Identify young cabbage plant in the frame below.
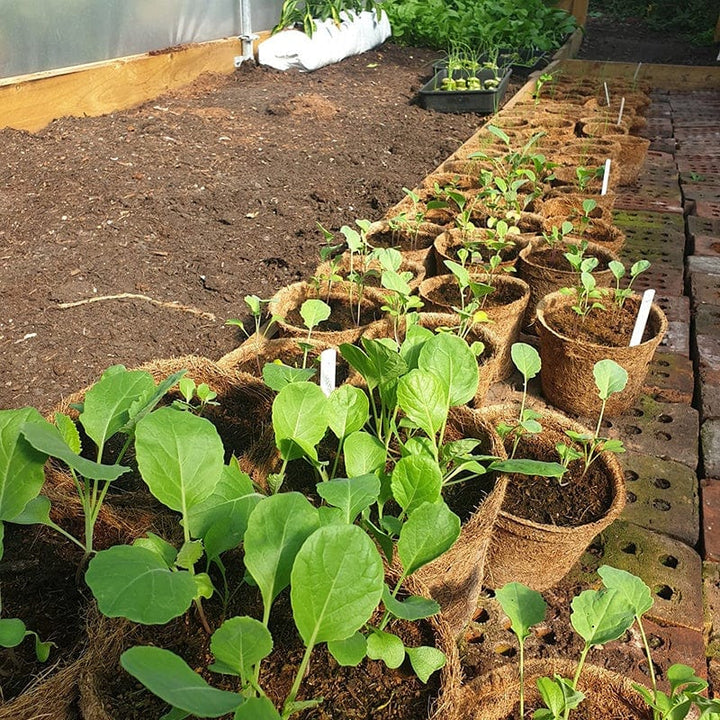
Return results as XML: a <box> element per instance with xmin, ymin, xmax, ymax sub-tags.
<box><xmin>86</xmin><ymin>407</ymin><xmax>263</xmax><ymax>633</ymax></box>
<box><xmin>496</xmin><ymin>582</ymin><xmax>547</xmax><ymax>719</ymax></box>
<box><xmin>609</xmin><ymin>259</ymin><xmax>651</xmax><ymax>309</ymax></box>
<box><xmin>17</xmin><ymin>365</ymin><xmax>185</xmax><ymax>560</ymax></box>
<box><xmin>378</xmin><ymin>249</ymin><xmax>424</xmax><ymax>344</ymax></box>
<box><xmin>226</xmin><ymin>294</ymin><xmax>281</xmax><ymax>373</ymax></box>
<box><xmin>172</xmin><ymin>376</ymin><xmax>219</xmax><ymax>415</ymax></box>
<box><xmin>559</xmin><ymin>359</ymin><xmax>627</xmax><ymax>476</ymax></box>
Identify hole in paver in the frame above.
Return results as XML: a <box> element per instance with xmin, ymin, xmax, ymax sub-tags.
<box><xmin>654</xmin><ymin>371</ymin><xmax>670</xmax><ymax>378</ymax></box>
<box><xmin>655</xmin><ymin>432</ymin><xmax>672</xmax><ymax>441</ymax></box>
<box><xmin>652</xmin><ymin>499</ymin><xmax>671</xmax><ymax>511</ymax></box>
<box><xmin>661</xmin><ymin>555</ymin><xmax>679</xmax><ymax>568</ymax></box>
<box><xmin>494</xmin><ymin>643</ymin><xmax>517</xmax><ymax>658</ymax></box>
<box><xmin>654</xmin><ymin>584</ymin><xmax>675</xmax><ymax>601</ymax></box>
<box><xmin>474</xmin><ymin>608</ymin><xmax>490</xmax><ymax>623</ymax></box>
<box><xmin>658</xmin><ymin>414</ymin><xmax>673</xmax><ymax>424</ymax></box>
<box><xmin>627</xmin><ymin>491</ymin><xmax>637</xmax><ymax>503</ymax></box>
<box><xmin>630</xmin><ymin>408</ymin><xmax>644</xmax><ymax>417</ymax></box>
<box><xmin>657</xmin><ymin>360</ymin><xmax>670</xmax><ymax>367</ymax></box>
<box><xmin>535</xmin><ymin>628</ymin><xmax>556</xmax><ymax>645</ymax></box>
<box><xmin>485</xmin><ymin>588</ymin><xmax>496</xmax><ymax>599</ymax></box>
<box><xmin>640</xmin><ymin>660</ymin><xmax>663</xmax><ymax>678</ymax></box>
<box><xmin>601</xmin><ymin>419</ymin><xmax>613</xmax><ymax>429</ymax></box>
<box><xmin>625</xmin><ymin>470</ymin><xmax>639</xmax><ymax>482</ymax></box>
<box><xmin>467</xmin><ymin>632</ymin><xmax>485</xmax><ymax>645</ymax></box>
<box><xmin>622</xmin><ymin>542</ymin><xmax>638</xmax><ymax>554</ymax></box>
<box><xmin>626</xmin><ymin>426</ymin><xmax>642</xmax><ymax>435</ymax></box>
<box><xmin>654</xmin><ymin>478</ymin><xmax>671</xmax><ymax>489</ymax></box>
<box><xmin>648</xmin><ymin>634</ymin><xmax>664</xmax><ymax>650</ymax></box>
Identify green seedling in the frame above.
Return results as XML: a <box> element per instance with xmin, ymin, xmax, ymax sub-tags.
<box><xmin>84</xmin><ymin>408</ymin><xmax>264</xmax><ymax>632</ymax></box>
<box><xmin>609</xmin><ymin>259</ymin><xmax>651</xmax><ymax>309</ymax></box>
<box><xmin>496</xmin><ymin>583</ymin><xmax>547</xmax><ymax>719</ymax></box>
<box><xmin>16</xmin><ymin>366</ymin><xmax>184</xmax><ymax>561</ymax></box>
<box><xmin>379</xmin><ymin>250</ymin><xmax>424</xmax><ymax>344</ymax></box>
<box><xmin>560</xmin><ymin>258</ymin><xmax>605</xmax><ymax>317</ymax></box>
<box><xmin>533</xmin><ymin>72</ymin><xmax>553</xmax><ymax>104</ymax></box>
<box><xmin>172</xmin><ymin>377</ymin><xmax>219</xmax><ymax>415</ymax></box>
<box><xmin>226</xmin><ymin>294</ymin><xmax>280</xmax><ymax>373</ymax></box>
<box><xmin>543</xmin><ymin>220</ymin><xmax>574</xmax><ymax>247</ymax></box>
<box><xmin>559</xmin><ymin>359</ymin><xmax>627</xmax><ymax>477</ymax></box>
<box><xmin>298</xmin><ymin>297</ymin><xmax>331</xmax><ymax>366</ymax></box>
<box><xmin>575</xmin><ymin>165</ymin><xmax>604</xmax><ymax>192</ymax></box>
<box><xmin>0</xmin><ymin>592</ymin><xmax>54</xmax><ymax>662</ymax></box>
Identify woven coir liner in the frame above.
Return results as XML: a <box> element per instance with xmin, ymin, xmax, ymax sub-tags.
<box><xmin>538</xmin><ymin>194</ymin><xmax>614</xmax><ymax>226</ymax></box>
<box><xmin>432</xmin><ymin>227</ymin><xmax>532</xmax><ymax>276</ymax></box>
<box><xmin>218</xmin><ymin>336</ymin><xmax>351</xmax><ymax>386</ymax></box>
<box><xmin>43</xmin><ymin>356</ymin><xmax>274</xmax><ymax>544</ymax></box>
<box><xmin>478</xmin><ymin>405</ymin><xmax>626</xmax><ymax>591</ymax></box>
<box><xmin>414</xmin><ymin>406</ymin><xmax>508</xmax><ymax>635</ymax></box>
<box><xmin>517</xmin><ymin>240</ymin><xmax>620</xmax><ymax>327</ymax></box>
<box><xmin>452</xmin><ymin>659</ymin><xmax>651</xmax><ymax>720</ymax></box>
<box><xmin>543</xmin><ymin>185</ymin><xmax>617</xmax><ymax>213</ymax></box>
<box><xmin>418</xmin><ymin>274</ymin><xmax>530</xmax><ymax>381</ymax></box>
<box><xmin>580</xmin><ymin>118</ymin><xmax>631</xmax><ymax>139</ymax></box>
<box><xmin>536</xmin><ymin>290</ymin><xmax>667</xmax><ymax>417</ymax></box>
<box><xmin>79</xmin><ymin>573</ymin><xmax>462</xmax><ymax>720</ymax></box>
<box><xmin>613</xmin><ymin>135</ymin><xmax>651</xmax><ymax>185</ymax></box>
<box><xmin>269</xmin><ymin>281</ymin><xmax>386</xmax><ymax>344</ymax></box>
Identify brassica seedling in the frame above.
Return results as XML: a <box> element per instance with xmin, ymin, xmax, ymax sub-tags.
<box><xmin>610</xmin><ymin>259</ymin><xmax>651</xmax><ymax>309</ymax></box>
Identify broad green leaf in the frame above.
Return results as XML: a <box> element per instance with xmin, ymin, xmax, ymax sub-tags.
<box><xmin>397</xmin><ymin>369</ymin><xmax>446</xmax><ymax>438</ymax></box>
<box><xmin>133</xmin><ymin>532</ymin><xmax>178</xmax><ymax>567</ymax></box>
<box><xmin>135</xmin><ymin>407</ymin><xmax>224</xmax><ymax>513</ymax></box>
<box><xmin>272</xmin><ymin>382</ymin><xmax>329</xmax><ymax>462</ymax></box>
<box><xmin>328</xmin><ymin>631</ymin><xmax>367</xmax><ymax>667</ymax></box>
<box><xmin>291</xmin><ymin>524</ymin><xmax>383</xmax><ymax>646</ymax></box>
<box><xmin>79</xmin><ymin>366</ymin><xmax>155</xmax><ymax>452</ymax></box>
<box><xmin>300</xmin><ymin>298</ymin><xmax>331</xmax><ymax>330</ymax></box>
<box><xmin>397</xmin><ymin>501</ymin><xmax>460</xmax><ymax>578</ymax></box>
<box><xmin>210</xmin><ymin>616</ymin><xmax>273</xmax><ymax>679</ymax></box>
<box><xmin>86</xmin><ymin>545</ymin><xmax>197</xmax><ymax>624</ymax></box>
<box><xmin>244</xmin><ymin>493</ymin><xmax>319</xmax><ymax>617</ymax></box>
<box><xmin>570</xmin><ymin>588</ymin><xmax>635</xmax><ymax>647</ymax></box>
<box><xmin>327</xmin><ymin>385</ymin><xmax>369</xmax><ymax>440</ymax></box>
<box><xmin>262</xmin><ymin>363</ymin><xmax>316</xmax><ymax>392</ymax></box>
<box><xmin>316</xmin><ymin>475</ymin><xmax>380</xmax><ymax>524</ymax></box>
<box><xmin>495</xmin><ymin>582</ymin><xmax>547</xmax><ymax>642</ymax></box>
<box><xmin>8</xmin><ymin>495</ymin><xmax>53</xmax><ymax>526</ymax></box>
<box><xmin>406</xmin><ymin>646</ymin><xmax>446</xmax><ymax>683</ymax></box>
<box><xmin>0</xmin><ymin>618</ymin><xmax>27</xmax><ymax>647</ymax></box>
<box><xmin>391</xmin><ymin>455</ymin><xmax>442</xmax><ymax>514</ymax></box>
<box><xmin>511</xmin><ymin>343</ymin><xmax>541</xmax><ymax>381</ymax></box>
<box><xmin>536</xmin><ymin>676</ymin><xmax>566</xmax><ymax>718</ymax></box>
<box><xmin>382</xmin><ymin>585</ymin><xmax>440</xmax><ymax>621</ymax></box>
<box><xmin>367</xmin><ymin>629</ymin><xmax>405</xmax><ymax>669</ymax></box>
<box><xmin>667</xmin><ymin>663</ymin><xmax>707</xmax><ymax>696</ymax></box>
<box><xmin>318</xmin><ymin>506</ymin><xmax>346</xmax><ymax>526</ymax></box>
<box><xmin>339</xmin><ymin>343</ymin><xmax>378</xmax><ymax>390</ymax></box>
<box><xmin>20</xmin><ymin>419</ymin><xmax>129</xmax><ymax>483</ymax></box>
<box><xmin>186</xmin><ymin>460</ymin><xmax>262</xmax><ymax>558</ymax></box>
<box><xmin>419</xmin><ymin>333</ymin><xmax>478</xmax><ymax>407</ymax></box>
<box><xmin>597</xmin><ymin>565</ymin><xmax>653</xmax><ymax>618</ymax></box>
<box><xmin>193</xmin><ymin>573</ymin><xmax>214</xmax><ymax>600</ymax></box>
<box><xmin>234</xmin><ymin>697</ymin><xmax>282</xmax><ymax>720</ymax></box>
<box><xmin>400</xmin><ymin>324</ymin><xmax>434</xmax><ymax>369</ymax></box>
<box><xmin>121</xmin><ymin>646</ymin><xmax>242</xmax><ymax>717</ymax></box>
<box><xmin>160</xmin><ymin>708</ymin><xmax>190</xmax><ymax>720</ymax></box>
<box><xmin>343</xmin><ymin>431</ymin><xmax>386</xmax><ymax>477</ymax></box>
<box><xmin>54</xmin><ymin>412</ymin><xmax>81</xmax><ymax>454</ymax></box>
<box><xmin>593</xmin><ymin>360</ymin><xmax>628</xmax><ymax>401</ymax></box>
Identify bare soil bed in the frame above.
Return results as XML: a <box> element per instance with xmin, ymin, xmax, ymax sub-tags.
<box><xmin>0</xmin><ymin>43</ymin><xmax>507</xmax><ymax>412</ymax></box>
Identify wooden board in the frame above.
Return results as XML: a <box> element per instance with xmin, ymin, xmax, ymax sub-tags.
<box><xmin>0</xmin><ymin>37</ymin><xmax>246</xmax><ymax>133</ymax></box>
<box><xmin>558</xmin><ymin>58</ymin><xmax>720</xmax><ymax>90</ymax></box>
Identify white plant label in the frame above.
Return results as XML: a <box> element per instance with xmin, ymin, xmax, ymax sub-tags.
<box><xmin>320</xmin><ymin>348</ymin><xmax>337</xmax><ymax>397</ymax></box>
<box><xmin>601</xmin><ymin>159</ymin><xmax>612</xmax><ymax>196</ymax></box>
<box><xmin>617</xmin><ymin>97</ymin><xmax>625</xmax><ymax>126</ymax></box>
<box><xmin>633</xmin><ymin>62</ymin><xmax>642</xmax><ymax>81</ymax></box>
<box><xmin>604</xmin><ymin>81</ymin><xmax>610</xmax><ymax>106</ymax></box>
<box><xmin>630</xmin><ymin>289</ymin><xmax>655</xmax><ymax>347</ymax></box>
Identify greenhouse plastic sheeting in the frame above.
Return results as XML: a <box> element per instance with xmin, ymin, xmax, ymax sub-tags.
<box><xmin>0</xmin><ymin>0</ymin><xmax>283</xmax><ymax>79</ymax></box>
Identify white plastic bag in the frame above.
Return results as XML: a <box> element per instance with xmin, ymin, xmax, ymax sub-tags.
<box><xmin>258</xmin><ymin>9</ymin><xmax>391</xmax><ymax>72</ymax></box>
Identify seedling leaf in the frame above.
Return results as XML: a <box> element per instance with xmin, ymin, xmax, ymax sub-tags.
<box><xmin>291</xmin><ymin>524</ymin><xmax>383</xmax><ymax>645</ymax></box>
<box><xmin>597</xmin><ymin>565</ymin><xmax>653</xmax><ymax>617</ymax></box>
<box><xmin>300</xmin><ymin>299</ymin><xmax>331</xmax><ymax>330</ymax></box>
<box><xmin>511</xmin><ymin>343</ymin><xmax>541</xmax><ymax>380</ymax></box>
<box><xmin>234</xmin><ymin>696</ymin><xmax>282</xmax><ymax>720</ymax></box>
<box><xmin>328</xmin><ymin>631</ymin><xmax>367</xmax><ymax>667</ymax></box>
<box><xmin>570</xmin><ymin>588</ymin><xmax>635</xmax><ymax>646</ymax></box>
<box><xmin>418</xmin><ymin>333</ymin><xmax>478</xmax><ymax>407</ymax></box>
<box><xmin>86</xmin><ymin>545</ymin><xmax>197</xmax><ymax>624</ymax></box>
<box><xmin>593</xmin><ymin>360</ymin><xmax>628</xmax><ymax>401</ymax></box>
<box><xmin>121</xmin><ymin>646</ymin><xmax>242</xmax><ymax>717</ymax></box>
<box><xmin>397</xmin><ymin>369</ymin><xmax>446</xmax><ymax>438</ymax></box>
<box><xmin>381</xmin><ymin>585</ymin><xmax>440</xmax><ymax>621</ymax></box>
<box><xmin>496</xmin><ymin>582</ymin><xmax>547</xmax><ymax>641</ymax></box>
<box><xmin>316</xmin><ymin>474</ymin><xmax>380</xmax><ymax>524</ymax></box>
<box><xmin>391</xmin><ymin>455</ymin><xmax>443</xmax><ymax>514</ymax></box>
<box><xmin>244</xmin><ymin>492</ymin><xmax>319</xmax><ymax>618</ymax></box>
<box><xmin>327</xmin><ymin>385</ymin><xmax>369</xmax><ymax>440</ymax></box>
<box><xmin>343</xmin><ymin>431</ymin><xmax>386</xmax><ymax>477</ymax></box>
<box><xmin>272</xmin><ymin>382</ymin><xmax>329</xmax><ymax>462</ymax></box>
<box><xmin>210</xmin><ymin>616</ymin><xmax>273</xmax><ymax>679</ymax></box>
<box><xmin>406</xmin><ymin>646</ymin><xmax>446</xmax><ymax>683</ymax></box>
<box><xmin>367</xmin><ymin>629</ymin><xmax>405</xmax><ymax>669</ymax></box>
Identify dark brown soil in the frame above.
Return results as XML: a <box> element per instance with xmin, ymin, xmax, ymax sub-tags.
<box><xmin>0</xmin><ymin>43</ymin><xmax>502</xmax><ymax>414</ymax></box>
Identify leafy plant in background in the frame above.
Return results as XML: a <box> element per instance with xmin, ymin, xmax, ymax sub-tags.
<box><xmin>273</xmin><ymin>0</ymin><xmax>382</xmax><ymax>37</ymax></box>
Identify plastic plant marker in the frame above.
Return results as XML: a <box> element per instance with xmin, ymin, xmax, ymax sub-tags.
<box><xmin>320</xmin><ymin>348</ymin><xmax>336</xmax><ymax>397</ymax></box>
<box><xmin>617</xmin><ymin>97</ymin><xmax>625</xmax><ymax>126</ymax></box>
<box><xmin>629</xmin><ymin>289</ymin><xmax>655</xmax><ymax>347</ymax></box>
<box><xmin>604</xmin><ymin>81</ymin><xmax>610</xmax><ymax>106</ymax></box>
<box><xmin>601</xmin><ymin>159</ymin><xmax>611</xmax><ymax>196</ymax></box>
<box><xmin>633</xmin><ymin>62</ymin><xmax>642</xmax><ymax>81</ymax></box>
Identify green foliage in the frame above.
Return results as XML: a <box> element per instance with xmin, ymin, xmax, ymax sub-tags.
<box><xmin>273</xmin><ymin>0</ymin><xmax>382</xmax><ymax>37</ymax></box>
<box><xmin>383</xmin><ymin>0</ymin><xmax>577</xmax><ymax>52</ymax></box>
